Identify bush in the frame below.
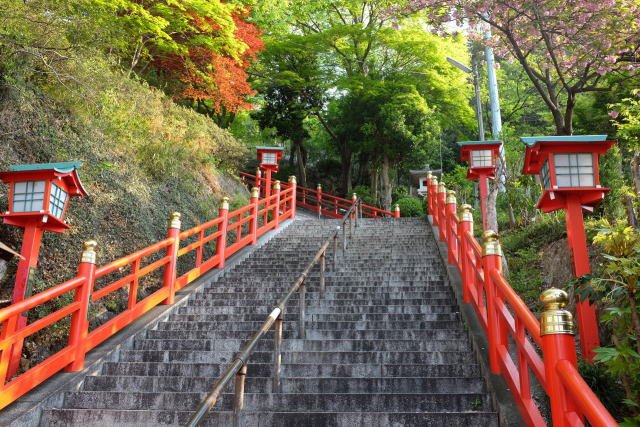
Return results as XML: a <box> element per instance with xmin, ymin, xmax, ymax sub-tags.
<box><xmin>396</xmin><ymin>197</ymin><xmax>423</xmax><ymax>217</ymax></box>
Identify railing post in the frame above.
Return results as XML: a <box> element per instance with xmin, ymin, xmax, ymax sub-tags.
<box><xmin>458</xmin><ymin>205</ymin><xmax>474</xmax><ymax>303</ymax></box>
<box><xmin>217</xmin><ymin>197</ymin><xmax>229</xmax><ymax>268</ymax></box>
<box><xmin>438</xmin><ymin>182</ymin><xmax>447</xmax><ymax>242</ymax></box>
<box><xmin>426</xmin><ymin>171</ymin><xmax>434</xmax><ymax>214</ymax></box>
<box><xmin>250</xmin><ymin>187</ymin><xmax>259</xmax><ymax>245</ymax></box>
<box><xmin>162</xmin><ymin>212</ymin><xmax>181</xmax><ymax>305</ymax></box>
<box><xmin>540</xmin><ymin>288</ymin><xmax>578</xmax><ymax>427</ymax></box>
<box><xmin>298</xmin><ymin>278</ymin><xmax>306</xmax><ymax>339</ymax></box>
<box><xmin>429</xmin><ymin>176</ymin><xmax>439</xmax><ymax>224</ymax></box>
<box><xmin>342</xmin><ymin>223</ymin><xmax>347</xmax><ymax>251</ymax></box>
<box><xmin>446</xmin><ymin>191</ymin><xmax>457</xmax><ymax>264</ymax></box>
<box><xmin>333</xmin><ymin>230</ymin><xmax>338</xmax><ymax>269</ymax></box>
<box><xmin>394</xmin><ymin>203</ymin><xmax>400</xmax><ymax>218</ymax></box>
<box><xmin>65</xmin><ymin>240</ymin><xmax>97</xmax><ymax>372</ymax></box>
<box><xmin>352</xmin><ymin>193</ymin><xmax>357</xmax><ymax>226</ymax></box>
<box><xmin>232</xmin><ymin>363</ymin><xmax>247</xmax><ymax>427</ymax></box>
<box><xmin>316</xmin><ymin>184</ymin><xmax>322</xmax><ymax>219</ymax></box>
<box><xmin>289</xmin><ymin>175</ymin><xmax>297</xmax><ymax>219</ymax></box>
<box><xmin>273</xmin><ymin>313</ymin><xmax>283</xmax><ymax>393</ymax></box>
<box><xmin>256</xmin><ymin>168</ymin><xmax>262</xmax><ymax>196</ymax></box>
<box><xmin>320</xmin><ymin>250</ymin><xmax>326</xmax><ymax>299</ymax></box>
<box><xmin>482</xmin><ymin>230</ymin><xmax>506</xmax><ymax>375</ymax></box>
<box><xmin>273</xmin><ymin>180</ymin><xmax>281</xmax><ymax>228</ymax></box>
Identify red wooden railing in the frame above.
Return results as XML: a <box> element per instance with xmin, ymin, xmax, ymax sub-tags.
<box><xmin>240</xmin><ymin>172</ymin><xmax>397</xmax><ymax>219</ymax></box>
<box><xmin>426</xmin><ymin>177</ymin><xmax>617</xmax><ymax>427</ymax></box>
<box><xmin>0</xmin><ymin>181</ymin><xmax>296</xmax><ymax>410</ymax></box>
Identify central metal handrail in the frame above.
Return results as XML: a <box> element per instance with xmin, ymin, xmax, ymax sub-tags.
<box><xmin>185</xmin><ymin>199</ymin><xmax>363</xmax><ymax>427</ymax></box>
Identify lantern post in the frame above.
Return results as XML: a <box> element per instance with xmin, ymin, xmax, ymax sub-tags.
<box><xmin>0</xmin><ymin>162</ymin><xmax>88</xmax><ymax>376</ymax></box>
<box><xmin>457</xmin><ymin>140</ymin><xmax>502</xmax><ymax>230</ymax></box>
<box><xmin>256</xmin><ymin>147</ymin><xmax>284</xmax><ymax>200</ymax></box>
<box><xmin>521</xmin><ymin>135</ymin><xmax>616</xmax><ymax>362</ymax></box>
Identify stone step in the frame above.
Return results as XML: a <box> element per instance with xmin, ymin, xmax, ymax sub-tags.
<box><xmin>195</xmin><ymin>291</ymin><xmax>451</xmax><ymax>300</ymax></box>
<box><xmin>100</xmin><ymin>362</ymin><xmax>481</xmax><ymax>379</ymax></box>
<box><xmin>133</xmin><ymin>338</ymin><xmax>472</xmax><ymax>352</ymax></box>
<box><xmin>118</xmin><ymin>349</ymin><xmax>477</xmax><ymax>365</ymax></box>
<box><xmin>150</xmin><ymin>319</ymin><xmax>463</xmax><ymax>334</ymax></box>
<box><xmin>41</xmin><ymin>408</ymin><xmax>498</xmax><ymax>427</ymax></box>
<box><xmin>82</xmin><ymin>375</ymin><xmax>487</xmax><ymax>394</ymax></box>
<box><xmin>62</xmin><ymin>391</ymin><xmax>493</xmax><ymax>412</ymax></box>
<box><xmin>168</xmin><ymin>312</ymin><xmax>456</xmax><ymax>322</ymax></box>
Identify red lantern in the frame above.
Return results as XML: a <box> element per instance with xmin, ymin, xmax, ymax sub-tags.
<box><xmin>256</xmin><ymin>147</ymin><xmax>284</xmax><ymax>198</ymax></box>
<box><xmin>0</xmin><ymin>162</ymin><xmax>88</xmax><ymax>375</ymax></box>
<box><xmin>457</xmin><ymin>140</ymin><xmax>502</xmax><ymax>230</ymax></box>
<box><xmin>522</xmin><ymin>135</ymin><xmax>616</xmax><ymax>362</ymax></box>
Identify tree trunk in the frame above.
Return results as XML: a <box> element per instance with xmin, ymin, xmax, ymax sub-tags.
<box><xmin>381</xmin><ymin>153</ymin><xmax>392</xmax><ymax>211</ymax></box>
<box><xmin>294</xmin><ymin>140</ymin><xmax>307</xmax><ymax>187</ymax></box>
<box><xmin>371</xmin><ymin>168</ymin><xmax>378</xmax><ymax>206</ymax></box>
<box><xmin>486</xmin><ymin>181</ymin><xmax>499</xmax><ymax>234</ymax></box>
<box><xmin>508</xmin><ymin>203</ymin><xmax>517</xmax><ymax>228</ymax></box>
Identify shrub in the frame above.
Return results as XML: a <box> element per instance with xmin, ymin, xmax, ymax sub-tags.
<box><xmin>396</xmin><ymin>197</ymin><xmax>423</xmax><ymax>217</ymax></box>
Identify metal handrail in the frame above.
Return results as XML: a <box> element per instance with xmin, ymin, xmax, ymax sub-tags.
<box><xmin>186</xmin><ymin>199</ymin><xmax>363</xmax><ymax>427</ymax></box>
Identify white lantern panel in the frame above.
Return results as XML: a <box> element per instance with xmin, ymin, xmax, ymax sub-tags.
<box><xmin>540</xmin><ymin>160</ymin><xmax>551</xmax><ymax>189</ymax></box>
<box><xmin>12</xmin><ymin>181</ymin><xmax>46</xmax><ymax>213</ymax></box>
<box><xmin>262</xmin><ymin>152</ymin><xmax>277</xmax><ymax>165</ymax></box>
<box><xmin>49</xmin><ymin>183</ymin><xmax>68</xmax><ymax>219</ymax></box>
<box><xmin>471</xmin><ymin>150</ymin><xmax>493</xmax><ymax>167</ymax></box>
<box><xmin>553</xmin><ymin>153</ymin><xmax>594</xmax><ymax>188</ymax></box>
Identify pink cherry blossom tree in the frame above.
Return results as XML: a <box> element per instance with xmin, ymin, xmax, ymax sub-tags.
<box><xmin>387</xmin><ymin>0</ymin><xmax>640</xmax><ymax>135</ymax></box>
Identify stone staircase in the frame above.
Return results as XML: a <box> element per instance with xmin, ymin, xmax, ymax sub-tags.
<box><xmin>40</xmin><ymin>217</ymin><xmax>499</xmax><ymax>426</ymax></box>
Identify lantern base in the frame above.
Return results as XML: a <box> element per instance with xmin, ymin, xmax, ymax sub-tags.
<box><xmin>536</xmin><ymin>187</ymin><xmax>610</xmax><ymax>214</ymax></box>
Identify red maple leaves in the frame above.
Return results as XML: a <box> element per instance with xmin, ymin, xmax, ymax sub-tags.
<box><xmin>154</xmin><ymin>7</ymin><xmax>264</xmax><ymax>121</ymax></box>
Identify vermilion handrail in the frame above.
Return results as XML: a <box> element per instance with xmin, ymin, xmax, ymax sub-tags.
<box><xmin>427</xmin><ymin>179</ymin><xmax>617</xmax><ymax>427</ymax></box>
<box><xmin>0</xmin><ymin>180</ymin><xmax>296</xmax><ymax>410</ymax></box>
<box><xmin>240</xmin><ymin>171</ymin><xmax>397</xmax><ymax>218</ymax></box>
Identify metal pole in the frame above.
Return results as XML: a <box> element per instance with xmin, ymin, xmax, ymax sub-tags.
<box><xmin>349</xmin><ymin>215</ymin><xmax>353</xmax><ymax>239</ymax></box>
<box><xmin>473</xmin><ymin>63</ymin><xmax>485</xmax><ymax>141</ymax></box>
<box><xmin>272</xmin><ymin>315</ymin><xmax>283</xmax><ymax>393</ymax></box>
<box><xmin>232</xmin><ymin>364</ymin><xmax>247</xmax><ymax>427</ymax></box>
<box><xmin>333</xmin><ymin>233</ymin><xmax>338</xmax><ymax>269</ymax></box>
<box><xmin>320</xmin><ymin>251</ymin><xmax>326</xmax><ymax>299</ymax></box>
<box><xmin>342</xmin><ymin>224</ymin><xmax>346</xmax><ymax>251</ymax></box>
<box><xmin>298</xmin><ymin>279</ymin><xmax>306</xmax><ymax>339</ymax></box>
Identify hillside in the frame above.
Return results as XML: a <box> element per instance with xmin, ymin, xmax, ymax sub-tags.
<box><xmin>0</xmin><ymin>61</ymin><xmax>250</xmax><ymax>367</ymax></box>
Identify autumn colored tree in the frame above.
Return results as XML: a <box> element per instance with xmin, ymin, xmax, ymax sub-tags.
<box><xmin>388</xmin><ymin>0</ymin><xmax>640</xmax><ymax>135</ymax></box>
<box><xmin>149</xmin><ymin>7</ymin><xmax>264</xmax><ymax>128</ymax></box>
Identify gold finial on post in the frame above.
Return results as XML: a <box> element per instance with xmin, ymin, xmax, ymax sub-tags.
<box><xmin>251</xmin><ymin>187</ymin><xmax>260</xmax><ymax>198</ymax></box>
<box><xmin>221</xmin><ymin>197</ymin><xmax>230</xmax><ymax>210</ymax></box>
<box><xmin>482</xmin><ymin>230</ymin><xmax>502</xmax><ymax>256</ymax></box>
<box><xmin>394</xmin><ymin>203</ymin><xmax>400</xmax><ymax>212</ymax></box>
<box><xmin>540</xmin><ymin>288</ymin><xmax>574</xmax><ymax>335</ymax></box>
<box><xmin>459</xmin><ymin>204</ymin><xmax>473</xmax><ymax>222</ymax></box>
<box><xmin>352</xmin><ymin>192</ymin><xmax>357</xmax><ymax>200</ymax></box>
<box><xmin>438</xmin><ymin>182</ymin><xmax>446</xmax><ymax>194</ymax></box>
<box><xmin>431</xmin><ymin>176</ymin><xmax>438</xmax><ymax>187</ymax></box>
<box><xmin>317</xmin><ymin>183</ymin><xmax>322</xmax><ymax>191</ymax></box>
<box><xmin>273</xmin><ymin>180</ymin><xmax>281</xmax><ymax>190</ymax></box>
<box><xmin>168</xmin><ymin>212</ymin><xmax>182</xmax><ymax>229</ymax></box>
<box><xmin>288</xmin><ymin>175</ymin><xmax>296</xmax><ymax>184</ymax></box>
<box><xmin>427</xmin><ymin>171</ymin><xmax>433</xmax><ymax>180</ymax></box>
<box><xmin>446</xmin><ymin>190</ymin><xmax>457</xmax><ymax>204</ymax></box>
<box><xmin>80</xmin><ymin>240</ymin><xmax>97</xmax><ymax>264</ymax></box>
<box><xmin>256</xmin><ymin>168</ymin><xmax>261</xmax><ymax>177</ymax></box>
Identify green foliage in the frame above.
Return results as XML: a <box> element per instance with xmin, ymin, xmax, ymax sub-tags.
<box><xmin>571</xmin><ymin>220</ymin><xmax>640</xmax><ymax>421</ymax></box>
<box><xmin>578</xmin><ymin>361</ymin><xmax>629</xmax><ymax>421</ymax></box>
<box><xmin>442</xmin><ymin>165</ymin><xmax>474</xmax><ymax>205</ymax></box>
<box><xmin>396</xmin><ymin>197</ymin><xmax>423</xmax><ymax>217</ymax></box>
<box><xmin>610</xmin><ymin>90</ymin><xmax>640</xmax><ymax>151</ymax></box>
<box><xmin>352</xmin><ymin>185</ymin><xmax>376</xmax><ymax>206</ymax></box>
